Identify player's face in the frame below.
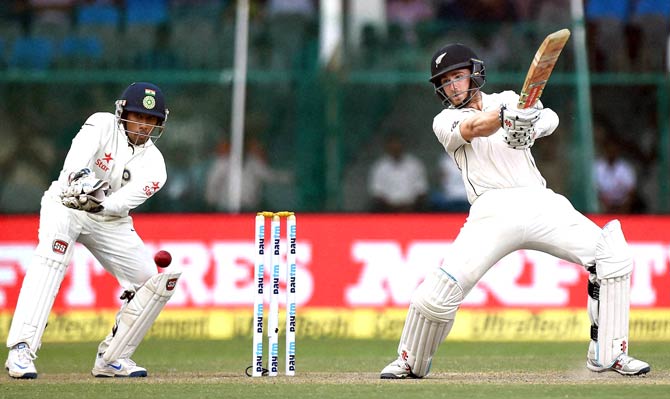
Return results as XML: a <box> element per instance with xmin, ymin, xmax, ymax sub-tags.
<box><xmin>125</xmin><ymin>112</ymin><xmax>160</xmax><ymax>146</ymax></box>
<box><xmin>440</xmin><ymin>68</ymin><xmax>472</xmax><ymax>107</ymax></box>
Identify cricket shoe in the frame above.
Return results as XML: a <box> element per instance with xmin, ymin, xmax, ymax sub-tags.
<box><xmin>92</xmin><ymin>354</ymin><xmax>147</xmax><ymax>378</ymax></box>
<box><xmin>586</xmin><ymin>341</ymin><xmax>650</xmax><ymax>376</ymax></box>
<box><xmin>380</xmin><ymin>357</ymin><xmax>421</xmax><ymax>379</ymax></box>
<box><xmin>6</xmin><ymin>342</ymin><xmax>38</xmax><ymax>379</ymax></box>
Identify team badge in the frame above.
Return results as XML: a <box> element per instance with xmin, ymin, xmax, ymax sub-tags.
<box><xmin>143</xmin><ymin>95</ymin><xmax>156</xmax><ymax>110</ymax></box>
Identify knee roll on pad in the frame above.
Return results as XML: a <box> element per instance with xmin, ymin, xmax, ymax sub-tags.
<box><xmin>102</xmin><ymin>271</ymin><xmax>181</xmax><ymax>362</ymax></box>
<box><xmin>590</xmin><ymin>220</ymin><xmax>632</xmax><ymax>367</ymax></box>
<box><xmin>595</xmin><ymin>220</ymin><xmax>633</xmax><ymax>278</ymax></box>
<box><xmin>397</xmin><ymin>269</ymin><xmax>463</xmax><ymax>377</ymax></box>
<box><xmin>6</xmin><ymin>234</ymin><xmax>73</xmax><ymax>351</ymax></box>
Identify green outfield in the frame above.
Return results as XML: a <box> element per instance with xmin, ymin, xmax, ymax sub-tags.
<box><xmin>2</xmin><ymin>339</ymin><xmax>668</xmax><ymax>399</ymax></box>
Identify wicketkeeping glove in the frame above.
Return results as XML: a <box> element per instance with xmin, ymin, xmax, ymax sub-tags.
<box><xmin>61</xmin><ymin>168</ymin><xmax>110</xmax><ymax>213</ymax></box>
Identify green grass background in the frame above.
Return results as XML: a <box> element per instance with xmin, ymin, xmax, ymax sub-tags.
<box><xmin>2</xmin><ymin>339</ymin><xmax>668</xmax><ymax>398</ymax></box>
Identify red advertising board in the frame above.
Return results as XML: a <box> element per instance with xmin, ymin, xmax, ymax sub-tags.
<box><xmin>1</xmin><ymin>213</ymin><xmax>669</xmax><ymax>312</ymax></box>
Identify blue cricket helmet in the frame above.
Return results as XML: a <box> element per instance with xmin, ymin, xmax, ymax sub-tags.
<box><xmin>116</xmin><ymin>82</ymin><xmax>168</xmax><ymax>122</ymax></box>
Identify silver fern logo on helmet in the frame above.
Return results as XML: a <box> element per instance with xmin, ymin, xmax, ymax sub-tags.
<box><xmin>435</xmin><ymin>52</ymin><xmax>446</xmax><ymax>66</ymax></box>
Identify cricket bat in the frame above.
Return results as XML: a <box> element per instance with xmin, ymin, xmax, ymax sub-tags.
<box><xmin>517</xmin><ymin>29</ymin><xmax>571</xmax><ymax>109</ymax></box>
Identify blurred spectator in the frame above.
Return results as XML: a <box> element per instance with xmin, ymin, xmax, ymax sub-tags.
<box><xmin>534</xmin><ymin>0</ymin><xmax>571</xmax><ymax>29</ymax></box>
<box><xmin>265</xmin><ymin>0</ymin><xmax>317</xmax><ymax>70</ymax></box>
<box><xmin>0</xmin><ymin>1</ymin><xmax>31</xmax><ymax>35</ymax></box>
<box><xmin>435</xmin><ymin>0</ymin><xmax>467</xmax><ymax>21</ymax></box>
<box><xmin>134</xmin><ymin>22</ymin><xmax>179</xmax><ymax>68</ymax></box>
<box><xmin>353</xmin><ymin>23</ymin><xmax>385</xmax><ymax>69</ymax></box>
<box><xmin>630</xmin><ymin>0</ymin><xmax>670</xmax><ymax>72</ymax></box>
<box><xmin>159</xmin><ymin>149</ymin><xmax>203</xmax><ymax>212</ymax></box>
<box><xmin>386</xmin><ymin>0</ymin><xmax>435</xmax><ymax>45</ymax></box>
<box><xmin>122</xmin><ymin>0</ymin><xmax>168</xmax><ymax>67</ymax></box>
<box><xmin>0</xmin><ymin>131</ymin><xmax>58</xmax><ymax>213</ymax></box>
<box><xmin>430</xmin><ymin>153</ymin><xmax>470</xmax><ymax>212</ymax></box>
<box><xmin>205</xmin><ymin>137</ymin><xmax>291</xmax><ymax>212</ymax></box>
<box><xmin>585</xmin><ymin>0</ymin><xmax>631</xmax><ymax>71</ymax></box>
<box><xmin>169</xmin><ymin>0</ymin><xmax>224</xmax><ymax>13</ymax></box>
<box><xmin>465</xmin><ymin>0</ymin><xmax>518</xmax><ymax>22</ymax></box>
<box><xmin>29</xmin><ymin>0</ymin><xmax>75</xmax><ymax>38</ymax></box>
<box><xmin>266</xmin><ymin>0</ymin><xmax>314</xmax><ymax>16</ymax></box>
<box><xmin>368</xmin><ymin>133</ymin><xmax>428</xmax><ymax>212</ymax></box>
<box><xmin>594</xmin><ymin>139</ymin><xmax>642</xmax><ymax>214</ymax></box>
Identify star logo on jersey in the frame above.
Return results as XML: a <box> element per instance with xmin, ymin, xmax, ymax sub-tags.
<box><xmin>143</xmin><ymin>182</ymin><xmax>161</xmax><ymax>196</ymax></box>
<box><xmin>95</xmin><ymin>154</ymin><xmax>111</xmax><ymax>172</ymax></box>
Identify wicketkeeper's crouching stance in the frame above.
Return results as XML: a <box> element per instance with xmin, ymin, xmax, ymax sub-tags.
<box><xmin>380</xmin><ymin>43</ymin><xmax>650</xmax><ymax>379</ymax></box>
<box><xmin>5</xmin><ymin>82</ymin><xmax>181</xmax><ymax>379</ymax></box>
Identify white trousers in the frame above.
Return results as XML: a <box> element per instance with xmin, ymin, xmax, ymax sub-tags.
<box><xmin>442</xmin><ymin>187</ymin><xmax>602</xmax><ymax>295</ymax></box>
<box><xmin>36</xmin><ymin>193</ymin><xmax>156</xmax><ymax>290</ymax></box>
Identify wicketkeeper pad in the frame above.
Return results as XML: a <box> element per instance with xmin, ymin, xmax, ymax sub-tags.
<box><xmin>102</xmin><ymin>271</ymin><xmax>181</xmax><ymax>362</ymax></box>
<box><xmin>6</xmin><ymin>234</ymin><xmax>73</xmax><ymax>352</ymax></box>
<box><xmin>397</xmin><ymin>268</ymin><xmax>463</xmax><ymax>377</ymax></box>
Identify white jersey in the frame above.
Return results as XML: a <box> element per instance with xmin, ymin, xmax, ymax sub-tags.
<box><xmin>433</xmin><ymin>91</ymin><xmax>552</xmax><ymax>204</ymax></box>
<box><xmin>46</xmin><ymin>112</ymin><xmax>167</xmax><ymax>218</ymax></box>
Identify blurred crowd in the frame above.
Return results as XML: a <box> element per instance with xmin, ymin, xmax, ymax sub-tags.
<box><xmin>0</xmin><ymin>0</ymin><xmax>668</xmax><ymax>214</ymax></box>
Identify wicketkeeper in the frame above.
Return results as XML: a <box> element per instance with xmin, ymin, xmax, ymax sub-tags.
<box><xmin>5</xmin><ymin>82</ymin><xmax>181</xmax><ymax>379</ymax></box>
<box><xmin>380</xmin><ymin>44</ymin><xmax>650</xmax><ymax>379</ymax></box>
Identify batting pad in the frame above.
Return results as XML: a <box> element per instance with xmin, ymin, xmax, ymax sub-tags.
<box><xmin>593</xmin><ymin>219</ymin><xmax>633</xmax><ymax>367</ymax></box>
<box><xmin>6</xmin><ymin>234</ymin><xmax>73</xmax><ymax>352</ymax></box>
<box><xmin>397</xmin><ymin>269</ymin><xmax>463</xmax><ymax>377</ymax></box>
<box><xmin>597</xmin><ymin>275</ymin><xmax>630</xmax><ymax>366</ymax></box>
<box><xmin>103</xmin><ymin>271</ymin><xmax>181</xmax><ymax>362</ymax></box>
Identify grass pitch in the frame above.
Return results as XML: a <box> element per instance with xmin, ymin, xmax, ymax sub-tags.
<box><xmin>2</xmin><ymin>339</ymin><xmax>668</xmax><ymax>398</ymax></box>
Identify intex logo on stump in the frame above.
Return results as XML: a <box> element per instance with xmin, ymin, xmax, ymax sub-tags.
<box><xmin>52</xmin><ymin>239</ymin><xmax>69</xmax><ymax>255</ymax></box>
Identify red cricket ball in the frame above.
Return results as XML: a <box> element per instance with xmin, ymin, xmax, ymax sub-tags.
<box><xmin>154</xmin><ymin>250</ymin><xmax>172</xmax><ymax>268</ymax></box>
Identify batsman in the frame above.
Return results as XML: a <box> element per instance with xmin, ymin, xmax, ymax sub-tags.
<box><xmin>380</xmin><ymin>43</ymin><xmax>650</xmax><ymax>379</ymax></box>
<box><xmin>5</xmin><ymin>82</ymin><xmax>182</xmax><ymax>378</ymax></box>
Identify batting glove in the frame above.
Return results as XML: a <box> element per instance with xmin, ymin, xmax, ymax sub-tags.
<box><xmin>499</xmin><ymin>105</ymin><xmax>540</xmax><ymax>131</ymax></box>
